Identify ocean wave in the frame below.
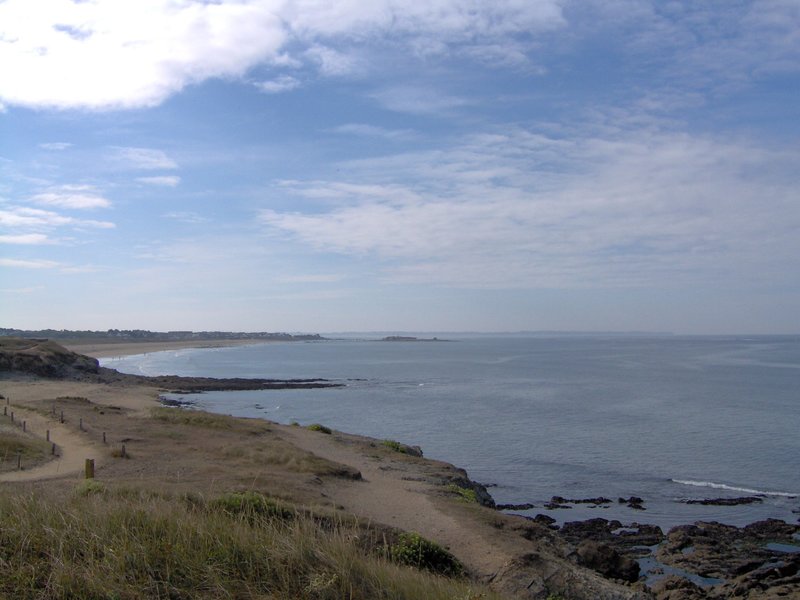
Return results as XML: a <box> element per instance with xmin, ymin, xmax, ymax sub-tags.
<box><xmin>671</xmin><ymin>479</ymin><xmax>797</xmax><ymax>498</ymax></box>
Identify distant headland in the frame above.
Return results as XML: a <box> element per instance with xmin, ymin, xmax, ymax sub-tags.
<box><xmin>0</xmin><ymin>328</ymin><xmax>324</xmax><ymax>343</ymax></box>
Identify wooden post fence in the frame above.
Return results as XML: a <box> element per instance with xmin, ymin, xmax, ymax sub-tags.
<box><xmin>85</xmin><ymin>459</ymin><xmax>95</xmax><ymax>479</ymax></box>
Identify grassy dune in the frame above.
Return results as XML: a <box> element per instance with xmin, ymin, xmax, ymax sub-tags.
<box><xmin>0</xmin><ymin>485</ymin><xmax>498</xmax><ymax>600</ymax></box>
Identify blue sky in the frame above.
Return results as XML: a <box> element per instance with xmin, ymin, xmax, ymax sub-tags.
<box><xmin>1</xmin><ymin>0</ymin><xmax>799</xmax><ymax>334</ymax></box>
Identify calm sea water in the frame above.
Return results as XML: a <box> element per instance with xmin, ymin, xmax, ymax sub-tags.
<box><xmin>103</xmin><ymin>335</ymin><xmax>800</xmax><ymax>530</ymax></box>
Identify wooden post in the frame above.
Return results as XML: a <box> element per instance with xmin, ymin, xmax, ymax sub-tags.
<box><xmin>85</xmin><ymin>459</ymin><xmax>95</xmax><ymax>479</ymax></box>
<box><xmin>46</xmin><ymin>429</ymin><xmax>50</xmax><ymax>442</ymax></box>
<box><xmin>102</xmin><ymin>432</ymin><xmax>106</xmax><ymax>444</ymax></box>
<box><xmin>60</xmin><ymin>410</ymin><xmax>64</xmax><ymax>424</ymax></box>
<box><xmin>51</xmin><ymin>443</ymin><xmax>56</xmax><ymax>456</ymax></box>
<box><xmin>3</xmin><ymin>406</ymin><xmax>6</xmax><ymax>416</ymax></box>
<box><xmin>121</xmin><ymin>444</ymin><xmax>127</xmax><ymax>458</ymax></box>
<box><xmin>17</xmin><ymin>454</ymin><xmax>21</xmax><ymax>470</ymax></box>
<box><xmin>22</xmin><ymin>420</ymin><xmax>26</xmax><ymax>433</ymax></box>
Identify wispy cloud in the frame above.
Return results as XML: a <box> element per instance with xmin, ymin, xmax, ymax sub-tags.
<box><xmin>110</xmin><ymin>147</ymin><xmax>178</xmax><ymax>170</ymax></box>
<box><xmin>0</xmin><ymin>258</ymin><xmax>59</xmax><ymax>269</ymax></box>
<box><xmin>260</xmin><ymin>125</ymin><xmax>800</xmax><ymax>289</ymax></box>
<box><xmin>137</xmin><ymin>175</ymin><xmax>181</xmax><ymax>187</ymax></box>
<box><xmin>39</xmin><ymin>142</ymin><xmax>73</xmax><ymax>151</ymax></box>
<box><xmin>31</xmin><ymin>185</ymin><xmax>111</xmax><ymax>209</ymax></box>
<box><xmin>370</xmin><ymin>86</ymin><xmax>472</xmax><ymax>115</ymax></box>
<box><xmin>0</xmin><ymin>233</ymin><xmax>52</xmax><ymax>245</ymax></box>
<box><xmin>256</xmin><ymin>75</ymin><xmax>302</xmax><ymax>94</ymax></box>
<box><xmin>330</xmin><ymin>123</ymin><xmax>415</xmax><ymax>140</ymax></box>
<box><xmin>162</xmin><ymin>211</ymin><xmax>210</xmax><ymax>224</ymax></box>
<box><xmin>0</xmin><ymin>206</ymin><xmax>115</xmax><ymax>229</ymax></box>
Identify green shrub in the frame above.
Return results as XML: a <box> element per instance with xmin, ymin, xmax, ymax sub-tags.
<box><xmin>446</xmin><ymin>484</ymin><xmax>478</xmax><ymax>503</ymax></box>
<box><xmin>382</xmin><ymin>439</ymin><xmax>404</xmax><ymax>453</ymax></box>
<box><xmin>389</xmin><ymin>532</ymin><xmax>463</xmax><ymax>576</ymax></box>
<box><xmin>307</xmin><ymin>423</ymin><xmax>332</xmax><ymax>434</ymax></box>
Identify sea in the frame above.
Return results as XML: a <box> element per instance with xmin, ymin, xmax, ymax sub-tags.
<box><xmin>102</xmin><ymin>334</ymin><xmax>800</xmax><ymax>531</ymax></box>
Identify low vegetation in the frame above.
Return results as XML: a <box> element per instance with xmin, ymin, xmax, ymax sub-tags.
<box><xmin>388</xmin><ymin>531</ymin><xmax>464</xmax><ymax>576</ymax></box>
<box><xmin>0</xmin><ymin>487</ymin><xmax>496</xmax><ymax>600</ymax></box>
<box><xmin>150</xmin><ymin>407</ymin><xmax>270</xmax><ymax>434</ymax></box>
<box><xmin>0</xmin><ymin>428</ymin><xmax>52</xmax><ymax>472</ymax></box>
<box><xmin>446</xmin><ymin>483</ymin><xmax>479</xmax><ymax>504</ymax></box>
<box><xmin>307</xmin><ymin>423</ymin><xmax>332</xmax><ymax>434</ymax></box>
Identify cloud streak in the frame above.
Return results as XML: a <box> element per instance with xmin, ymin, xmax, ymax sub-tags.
<box><xmin>260</xmin><ymin>126</ymin><xmax>800</xmax><ymax>289</ymax></box>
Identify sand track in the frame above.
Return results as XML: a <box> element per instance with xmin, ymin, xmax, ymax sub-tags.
<box><xmin>0</xmin><ymin>406</ymin><xmax>102</xmax><ymax>482</ymax></box>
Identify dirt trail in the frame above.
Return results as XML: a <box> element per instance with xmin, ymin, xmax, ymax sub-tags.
<box><xmin>0</xmin><ymin>406</ymin><xmax>102</xmax><ymax>483</ymax></box>
<box><xmin>281</xmin><ymin>427</ymin><xmax>512</xmax><ymax>579</ymax></box>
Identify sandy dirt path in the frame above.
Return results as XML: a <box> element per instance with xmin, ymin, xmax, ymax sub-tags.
<box><xmin>0</xmin><ymin>406</ymin><xmax>102</xmax><ymax>483</ymax></box>
<box><xmin>281</xmin><ymin>426</ymin><xmax>512</xmax><ymax>579</ymax></box>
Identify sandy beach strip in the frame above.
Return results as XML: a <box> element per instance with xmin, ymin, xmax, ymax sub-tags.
<box><xmin>64</xmin><ymin>338</ymin><xmax>269</xmax><ymax>359</ymax></box>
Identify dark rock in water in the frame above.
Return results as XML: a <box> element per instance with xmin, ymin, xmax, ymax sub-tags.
<box><xmin>574</xmin><ymin>540</ymin><xmax>640</xmax><ymax>582</ymax></box>
<box><xmin>533</xmin><ymin>514</ymin><xmax>557</xmax><ymax>527</ymax></box>
<box><xmin>551</xmin><ymin>495</ymin><xmax>613</xmax><ymax>505</ymax></box>
<box><xmin>497</xmin><ymin>503</ymin><xmax>536</xmax><ymax>511</ymax></box>
<box><xmin>683</xmin><ymin>496</ymin><xmax>763</xmax><ymax>506</ymax></box>
<box><xmin>544</xmin><ymin>502</ymin><xmax>572</xmax><ymax>510</ymax></box>
<box><xmin>619</xmin><ymin>496</ymin><xmax>644</xmax><ymax>504</ymax></box>
<box><xmin>619</xmin><ymin>496</ymin><xmax>646</xmax><ymax>510</ymax></box>
<box><xmin>159</xmin><ymin>396</ymin><xmax>196</xmax><ymax>407</ymax></box>
<box><xmin>560</xmin><ymin>518</ymin><xmax>664</xmax><ymax>558</ymax></box>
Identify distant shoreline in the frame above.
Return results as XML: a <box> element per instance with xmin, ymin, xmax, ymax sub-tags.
<box><xmin>65</xmin><ymin>338</ymin><xmax>270</xmax><ymax>359</ymax></box>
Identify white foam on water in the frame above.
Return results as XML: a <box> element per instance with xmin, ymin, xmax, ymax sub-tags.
<box><xmin>672</xmin><ymin>479</ymin><xmax>797</xmax><ymax>498</ymax></box>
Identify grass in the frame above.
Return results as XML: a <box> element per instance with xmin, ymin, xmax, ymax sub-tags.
<box><xmin>307</xmin><ymin>423</ymin><xmax>332</xmax><ymax>434</ymax></box>
<box><xmin>150</xmin><ymin>407</ymin><xmax>270</xmax><ymax>434</ymax></box>
<box><xmin>0</xmin><ymin>488</ymin><xmax>499</xmax><ymax>600</ymax></box>
<box><xmin>446</xmin><ymin>484</ymin><xmax>478</xmax><ymax>504</ymax></box>
<box><xmin>0</xmin><ymin>428</ymin><xmax>52</xmax><ymax>471</ymax></box>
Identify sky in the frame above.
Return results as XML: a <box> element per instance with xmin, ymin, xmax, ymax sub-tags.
<box><xmin>1</xmin><ymin>0</ymin><xmax>799</xmax><ymax>334</ymax></box>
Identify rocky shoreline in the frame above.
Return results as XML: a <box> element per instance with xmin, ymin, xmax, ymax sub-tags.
<box><xmin>494</xmin><ymin>492</ymin><xmax>800</xmax><ymax>598</ymax></box>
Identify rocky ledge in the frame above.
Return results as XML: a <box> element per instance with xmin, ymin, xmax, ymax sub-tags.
<box><xmin>0</xmin><ymin>337</ymin><xmax>343</xmax><ymax>391</ymax></box>
<box><xmin>539</xmin><ymin>515</ymin><xmax>800</xmax><ymax>598</ymax></box>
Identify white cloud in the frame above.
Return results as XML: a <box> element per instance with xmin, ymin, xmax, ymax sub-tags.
<box><xmin>0</xmin><ymin>258</ymin><xmax>59</xmax><ymax>269</ymax></box>
<box><xmin>260</xmin><ymin>126</ymin><xmax>800</xmax><ymax>289</ymax></box>
<box><xmin>31</xmin><ymin>186</ymin><xmax>111</xmax><ymax>209</ymax></box>
<box><xmin>256</xmin><ymin>75</ymin><xmax>302</xmax><ymax>94</ymax></box>
<box><xmin>0</xmin><ymin>233</ymin><xmax>52</xmax><ymax>244</ymax></box>
<box><xmin>162</xmin><ymin>211</ymin><xmax>210</xmax><ymax>224</ymax></box>
<box><xmin>330</xmin><ymin>123</ymin><xmax>414</xmax><ymax>140</ymax></box>
<box><xmin>39</xmin><ymin>142</ymin><xmax>73</xmax><ymax>151</ymax></box>
<box><xmin>137</xmin><ymin>175</ymin><xmax>181</xmax><ymax>187</ymax></box>
<box><xmin>111</xmin><ymin>147</ymin><xmax>178</xmax><ymax>170</ymax></box>
<box><xmin>304</xmin><ymin>45</ymin><xmax>362</xmax><ymax>76</ymax></box>
<box><xmin>0</xmin><ymin>0</ymin><xmax>288</xmax><ymax>109</ymax></box>
<box><xmin>0</xmin><ymin>0</ymin><xmax>565</xmax><ymax>110</ymax></box>
<box><xmin>370</xmin><ymin>86</ymin><xmax>472</xmax><ymax>115</ymax></box>
<box><xmin>0</xmin><ymin>206</ymin><xmax>115</xmax><ymax>229</ymax></box>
